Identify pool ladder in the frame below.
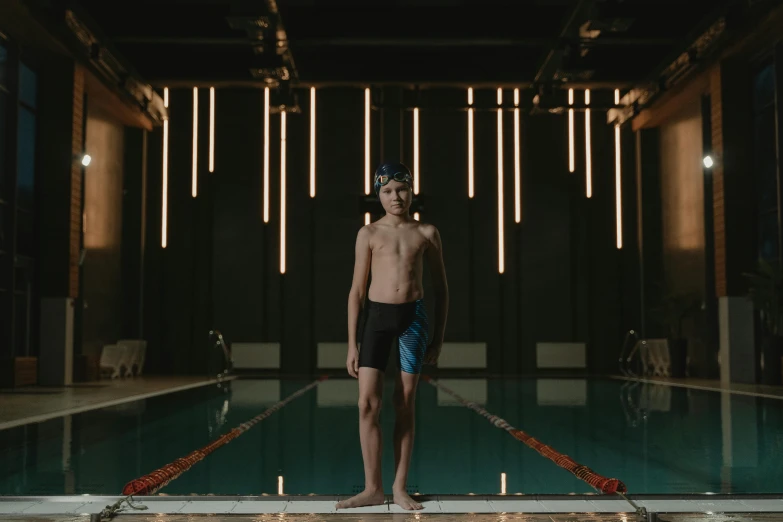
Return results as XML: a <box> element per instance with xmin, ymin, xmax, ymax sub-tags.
<box><xmin>618</xmin><ymin>329</ymin><xmax>641</xmax><ymax>377</ymax></box>
<box><xmin>209</xmin><ymin>329</ymin><xmax>233</xmax><ymax>380</ymax></box>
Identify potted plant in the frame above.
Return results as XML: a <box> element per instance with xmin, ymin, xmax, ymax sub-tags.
<box><xmin>649</xmin><ymin>292</ymin><xmax>701</xmax><ymax>378</ymax></box>
<box><xmin>744</xmin><ymin>259</ymin><xmax>783</xmax><ymax>385</ymax></box>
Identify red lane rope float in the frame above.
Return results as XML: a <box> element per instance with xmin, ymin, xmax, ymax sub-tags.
<box><xmin>423</xmin><ymin>376</ymin><xmax>627</xmax><ymax>495</ymax></box>
<box><xmin>122</xmin><ymin>376</ymin><xmax>328</xmax><ymax>496</ymax></box>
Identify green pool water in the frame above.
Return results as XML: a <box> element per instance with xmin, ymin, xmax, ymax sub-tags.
<box><xmin>1</xmin><ymin>377</ymin><xmax>781</xmax><ymax>496</ymax></box>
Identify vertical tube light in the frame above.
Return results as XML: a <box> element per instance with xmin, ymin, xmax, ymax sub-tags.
<box><xmin>310</xmin><ymin>87</ymin><xmax>316</xmax><ymax>198</ymax></box>
<box><xmin>615</xmin><ymin>89</ymin><xmax>622</xmax><ymax>249</ymax></box>
<box><xmin>209</xmin><ymin>87</ymin><xmax>215</xmax><ymax>173</ymax></box>
<box><xmin>585</xmin><ymin>89</ymin><xmax>592</xmax><ymax>198</ymax></box>
<box><xmin>497</xmin><ymin>88</ymin><xmax>505</xmax><ymax>274</ymax></box>
<box><xmin>568</xmin><ymin>88</ymin><xmax>575</xmax><ymax>173</ymax></box>
<box><xmin>162</xmin><ymin>87</ymin><xmax>169</xmax><ymax>248</ymax></box>
<box><xmin>468</xmin><ymin>87</ymin><xmax>474</xmax><ymax>198</ymax></box>
<box><xmin>192</xmin><ymin>87</ymin><xmax>198</xmax><ymax>197</ymax></box>
<box><xmin>280</xmin><ymin>110</ymin><xmax>287</xmax><ymax>274</ymax></box>
<box><xmin>513</xmin><ymin>88</ymin><xmax>521</xmax><ymax>223</ymax></box>
<box><xmin>413</xmin><ymin>107</ymin><xmax>420</xmax><ymax>194</ymax></box>
<box><xmin>365</xmin><ymin>87</ymin><xmax>371</xmax><ymax>195</ymax></box>
<box><xmin>263</xmin><ymin>87</ymin><xmax>270</xmax><ymax>222</ymax></box>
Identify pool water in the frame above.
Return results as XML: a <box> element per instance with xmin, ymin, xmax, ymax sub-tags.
<box><xmin>1</xmin><ymin>377</ymin><xmax>782</xmax><ymax>496</ymax></box>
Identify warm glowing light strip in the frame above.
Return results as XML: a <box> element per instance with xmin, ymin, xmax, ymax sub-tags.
<box><xmin>365</xmin><ymin>212</ymin><xmax>370</xmax><ymax>226</ymax></box>
<box><xmin>501</xmin><ymin>473</ymin><xmax>507</xmax><ymax>495</ymax></box>
<box><xmin>615</xmin><ymin>87</ymin><xmax>622</xmax><ymax>246</ymax></box>
<box><xmin>468</xmin><ymin>87</ymin><xmax>474</xmax><ymax>198</ymax></box>
<box><xmin>413</xmin><ymin>107</ymin><xmax>420</xmax><ymax>195</ymax></box>
<box><xmin>209</xmin><ymin>87</ymin><xmax>215</xmax><ymax>173</ymax></box>
<box><xmin>615</xmin><ymin>123</ymin><xmax>622</xmax><ymax>249</ymax></box>
<box><xmin>310</xmin><ymin>87</ymin><xmax>316</xmax><ymax>198</ymax></box>
<box><xmin>365</xmin><ymin>87</ymin><xmax>371</xmax><ymax>195</ymax></box>
<box><xmin>414</xmin><ymin>212</ymin><xmax>420</xmax><ymax>221</ymax></box>
<box><xmin>162</xmin><ymin>87</ymin><xmax>169</xmax><ymax>249</ymax></box>
<box><xmin>497</xmin><ymin>88</ymin><xmax>505</xmax><ymax>275</ymax></box>
<box><xmin>585</xmin><ymin>89</ymin><xmax>592</xmax><ymax>198</ymax></box>
<box><xmin>192</xmin><ymin>87</ymin><xmax>198</xmax><ymax>198</ymax></box>
<box><xmin>280</xmin><ymin>111</ymin><xmax>287</xmax><ymax>274</ymax></box>
<box><xmin>568</xmin><ymin>88</ymin><xmax>575</xmax><ymax>173</ymax></box>
<box><xmin>513</xmin><ymin>88</ymin><xmax>521</xmax><ymax>224</ymax></box>
<box><xmin>278</xmin><ymin>476</ymin><xmax>283</xmax><ymax>495</ymax></box>
<box><xmin>263</xmin><ymin>87</ymin><xmax>270</xmax><ymax>223</ymax></box>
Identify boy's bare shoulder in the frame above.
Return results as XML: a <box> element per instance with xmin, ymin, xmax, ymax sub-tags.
<box><xmin>357</xmin><ymin>222</ymin><xmax>379</xmax><ymax>242</ymax></box>
<box><xmin>417</xmin><ymin>222</ymin><xmax>440</xmax><ymax>239</ymax></box>
<box><xmin>417</xmin><ymin>223</ymin><xmax>443</xmax><ymax>250</ymax></box>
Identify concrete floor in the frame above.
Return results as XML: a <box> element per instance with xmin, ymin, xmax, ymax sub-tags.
<box><xmin>0</xmin><ymin>376</ymin><xmax>236</xmax><ymax>431</ymax></box>
<box><xmin>2</xmin><ymin>512</ymin><xmax>783</xmax><ymax>522</ymax></box>
<box><xmin>610</xmin><ymin>376</ymin><xmax>783</xmax><ymax>401</ymax></box>
<box><xmin>1</xmin><ymin>496</ymin><xmax>782</xmax><ymax>518</ymax></box>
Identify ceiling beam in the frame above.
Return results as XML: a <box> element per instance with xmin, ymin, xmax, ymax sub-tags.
<box><xmin>111</xmin><ymin>36</ymin><xmax>676</xmax><ymax>47</ymax></box>
<box><xmin>148</xmin><ymin>78</ymin><xmax>630</xmax><ymax>89</ymax></box>
<box><xmin>533</xmin><ymin>0</ymin><xmax>594</xmax><ymax>84</ymax></box>
<box><xmin>114</xmin><ymin>37</ymin><xmax>255</xmax><ymax>45</ymax></box>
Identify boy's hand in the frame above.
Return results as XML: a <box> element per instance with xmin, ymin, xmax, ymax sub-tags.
<box><xmin>423</xmin><ymin>342</ymin><xmax>442</xmax><ymax>365</ymax></box>
<box><xmin>346</xmin><ymin>345</ymin><xmax>360</xmax><ymax>378</ymax></box>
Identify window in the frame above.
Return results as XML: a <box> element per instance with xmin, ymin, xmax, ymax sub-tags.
<box><xmin>16</xmin><ymin>106</ymin><xmax>35</xmax><ymax>210</ymax></box>
<box><xmin>0</xmin><ymin>43</ymin><xmax>41</xmax><ymax>361</ymax></box>
<box><xmin>18</xmin><ymin>62</ymin><xmax>36</xmax><ymax>109</ymax></box>
<box><xmin>753</xmin><ymin>61</ymin><xmax>778</xmax><ymax>263</ymax></box>
<box><xmin>0</xmin><ymin>42</ymin><xmax>7</xmax><ymax>87</ymax></box>
<box><xmin>0</xmin><ymin>90</ymin><xmax>7</xmax><ymax>199</ymax></box>
<box><xmin>0</xmin><ymin>39</ymin><xmax>7</xmax><ymax>200</ymax></box>
<box><xmin>14</xmin><ymin>255</ymin><xmax>33</xmax><ymax>356</ymax></box>
<box><xmin>0</xmin><ymin>200</ymin><xmax>6</xmax><ymax>251</ymax></box>
<box><xmin>14</xmin><ymin>59</ymin><xmax>37</xmax><ymax>358</ymax></box>
<box><xmin>15</xmin><ymin>209</ymin><xmax>33</xmax><ymax>257</ymax></box>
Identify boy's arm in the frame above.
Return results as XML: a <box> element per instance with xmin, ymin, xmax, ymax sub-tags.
<box><xmin>347</xmin><ymin>226</ymin><xmax>372</xmax><ymax>352</ymax></box>
<box><xmin>424</xmin><ymin>226</ymin><xmax>449</xmax><ymax>360</ymax></box>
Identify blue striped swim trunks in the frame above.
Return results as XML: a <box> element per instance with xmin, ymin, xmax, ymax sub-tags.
<box><xmin>358</xmin><ymin>299</ymin><xmax>429</xmax><ymax>374</ymax></box>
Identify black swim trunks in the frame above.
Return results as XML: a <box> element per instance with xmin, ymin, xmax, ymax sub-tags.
<box><xmin>358</xmin><ymin>299</ymin><xmax>429</xmax><ymax>374</ymax></box>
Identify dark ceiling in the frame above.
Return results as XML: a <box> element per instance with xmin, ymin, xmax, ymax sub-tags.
<box><xmin>61</xmin><ymin>0</ymin><xmax>737</xmax><ymax>88</ymax></box>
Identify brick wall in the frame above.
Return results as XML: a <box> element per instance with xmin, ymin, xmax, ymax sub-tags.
<box><xmin>69</xmin><ymin>65</ymin><xmax>84</xmax><ymax>298</ymax></box>
<box><xmin>710</xmin><ymin>65</ymin><xmax>727</xmax><ymax>297</ymax></box>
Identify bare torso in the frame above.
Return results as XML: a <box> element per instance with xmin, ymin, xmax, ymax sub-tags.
<box><xmin>366</xmin><ymin>220</ymin><xmax>431</xmax><ymax>304</ymax></box>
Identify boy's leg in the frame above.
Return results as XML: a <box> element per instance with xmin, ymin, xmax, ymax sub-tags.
<box><xmin>335</xmin><ymin>366</ymin><xmax>386</xmax><ymax>509</ymax></box>
<box><xmin>392</xmin><ymin>300</ymin><xmax>428</xmax><ymax>510</ymax></box>
<box><xmin>392</xmin><ymin>369</ymin><xmax>422</xmax><ymax>510</ymax></box>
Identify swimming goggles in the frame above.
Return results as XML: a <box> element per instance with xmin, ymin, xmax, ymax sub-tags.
<box><xmin>375</xmin><ymin>171</ymin><xmax>412</xmax><ymax>187</ymax></box>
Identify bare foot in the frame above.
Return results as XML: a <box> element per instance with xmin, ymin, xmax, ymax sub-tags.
<box><xmin>393</xmin><ymin>490</ymin><xmax>423</xmax><ymax>510</ymax></box>
<box><xmin>335</xmin><ymin>489</ymin><xmax>385</xmax><ymax>510</ymax></box>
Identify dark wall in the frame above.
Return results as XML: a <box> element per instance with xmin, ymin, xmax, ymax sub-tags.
<box><xmin>139</xmin><ymin>86</ymin><xmax>633</xmax><ymax>376</ymax></box>
<box><xmin>139</xmin><ymin>87</ymin><xmax>212</xmax><ymax>375</ymax></box>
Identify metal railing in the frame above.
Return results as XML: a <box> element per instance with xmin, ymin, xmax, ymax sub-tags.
<box><xmin>209</xmin><ymin>329</ymin><xmax>232</xmax><ymax>380</ymax></box>
<box><xmin>618</xmin><ymin>329</ymin><xmax>641</xmax><ymax>377</ymax></box>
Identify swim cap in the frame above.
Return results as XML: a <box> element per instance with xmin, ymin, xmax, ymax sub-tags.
<box><xmin>374</xmin><ymin>161</ymin><xmax>413</xmax><ymax>195</ymax></box>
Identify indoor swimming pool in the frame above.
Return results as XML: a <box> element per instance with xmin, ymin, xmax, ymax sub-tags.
<box><xmin>1</xmin><ymin>377</ymin><xmax>782</xmax><ymax>497</ymax></box>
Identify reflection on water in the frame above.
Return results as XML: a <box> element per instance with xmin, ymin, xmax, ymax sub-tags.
<box><xmin>1</xmin><ymin>378</ymin><xmax>783</xmax><ymax>496</ymax></box>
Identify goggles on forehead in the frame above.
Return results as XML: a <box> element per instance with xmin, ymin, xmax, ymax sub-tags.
<box><xmin>375</xmin><ymin>171</ymin><xmax>412</xmax><ymax>188</ymax></box>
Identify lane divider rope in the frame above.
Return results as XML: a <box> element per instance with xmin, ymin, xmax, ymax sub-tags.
<box><xmin>423</xmin><ymin>376</ymin><xmax>628</xmax><ymax>495</ymax></box>
<box><xmin>120</xmin><ymin>376</ymin><xmax>328</xmax><ymax>497</ymax></box>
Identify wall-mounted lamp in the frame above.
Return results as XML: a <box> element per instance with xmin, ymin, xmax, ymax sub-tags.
<box><xmin>76</xmin><ymin>153</ymin><xmax>91</xmax><ymax>167</ymax></box>
<box><xmin>703</xmin><ymin>155</ymin><xmax>714</xmax><ymax>169</ymax></box>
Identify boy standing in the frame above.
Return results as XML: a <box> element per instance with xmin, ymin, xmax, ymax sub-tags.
<box><xmin>337</xmin><ymin>161</ymin><xmax>449</xmax><ymax>511</ymax></box>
